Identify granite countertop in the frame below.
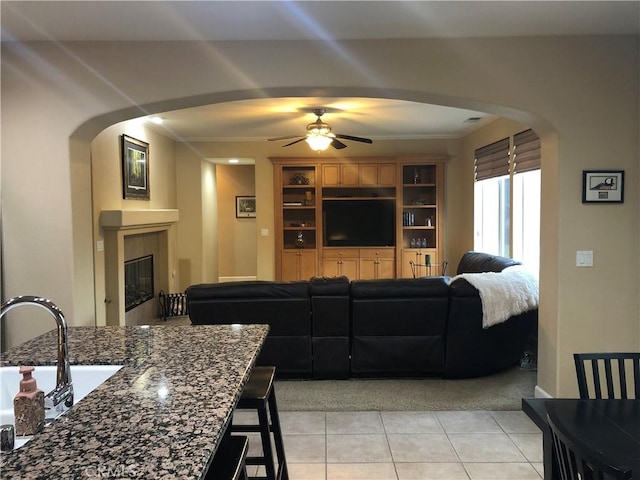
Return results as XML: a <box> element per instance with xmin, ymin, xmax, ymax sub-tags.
<box><xmin>0</xmin><ymin>324</ymin><xmax>269</xmax><ymax>479</ymax></box>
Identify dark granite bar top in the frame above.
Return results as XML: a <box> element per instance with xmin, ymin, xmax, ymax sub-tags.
<box><xmin>0</xmin><ymin>324</ymin><xmax>268</xmax><ymax>479</ymax></box>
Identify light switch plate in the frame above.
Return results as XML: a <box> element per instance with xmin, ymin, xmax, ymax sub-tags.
<box><xmin>261</xmin><ymin>228</ymin><xmax>269</xmax><ymax>237</ymax></box>
<box><xmin>576</xmin><ymin>250</ymin><xmax>593</xmax><ymax>267</ymax></box>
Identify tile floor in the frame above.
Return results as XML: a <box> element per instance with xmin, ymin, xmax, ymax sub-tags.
<box><xmin>234</xmin><ymin>409</ymin><xmax>544</xmax><ymax>480</ymax></box>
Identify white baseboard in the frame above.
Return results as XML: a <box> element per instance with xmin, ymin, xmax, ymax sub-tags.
<box><xmin>218</xmin><ymin>276</ymin><xmax>257</xmax><ymax>283</ymax></box>
<box><xmin>534</xmin><ymin>384</ymin><xmax>553</xmax><ymax>398</ymax></box>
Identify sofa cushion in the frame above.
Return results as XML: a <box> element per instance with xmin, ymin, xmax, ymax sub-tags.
<box><xmin>350</xmin><ymin>276</ymin><xmax>449</xmax><ymax>375</ymax></box>
<box><xmin>350</xmin><ymin>277</ymin><xmax>450</xmax><ymax>298</ymax></box>
<box><xmin>456</xmin><ymin>251</ymin><xmax>520</xmax><ymax>275</ymax></box>
<box><xmin>187</xmin><ymin>280</ymin><xmax>309</xmax><ymax>299</ymax></box>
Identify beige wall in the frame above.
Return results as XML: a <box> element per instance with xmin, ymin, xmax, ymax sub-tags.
<box><xmin>216</xmin><ymin>164</ymin><xmax>257</xmax><ymax>280</ymax></box>
<box><xmin>175</xmin><ymin>145</ymin><xmax>218</xmax><ymax>291</ymax></box>
<box><xmin>90</xmin><ymin>122</ymin><xmax>179</xmax><ymax>326</ymax></box>
<box><xmin>2</xmin><ymin>36</ymin><xmax>638</xmax><ymax>398</ymax></box>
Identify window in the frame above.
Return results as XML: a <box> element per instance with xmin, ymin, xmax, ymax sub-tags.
<box><xmin>474</xmin><ymin>130</ymin><xmax>540</xmax><ymax>273</ymax></box>
<box><xmin>474</xmin><ymin>175</ymin><xmax>510</xmax><ymax>257</ymax></box>
<box><xmin>512</xmin><ymin>169</ymin><xmax>540</xmax><ymax>273</ymax></box>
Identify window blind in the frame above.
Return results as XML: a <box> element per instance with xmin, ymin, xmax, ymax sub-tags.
<box><xmin>513</xmin><ymin>129</ymin><xmax>541</xmax><ymax>174</ymax></box>
<box><xmin>474</xmin><ymin>137</ymin><xmax>510</xmax><ymax>181</ymax></box>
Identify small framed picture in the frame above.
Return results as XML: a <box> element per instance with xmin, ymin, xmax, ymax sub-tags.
<box><xmin>236</xmin><ymin>196</ymin><xmax>256</xmax><ymax>217</ymax></box>
<box><xmin>582</xmin><ymin>170</ymin><xmax>624</xmax><ymax>203</ymax></box>
<box><xmin>121</xmin><ymin>134</ymin><xmax>150</xmax><ymax>200</ymax></box>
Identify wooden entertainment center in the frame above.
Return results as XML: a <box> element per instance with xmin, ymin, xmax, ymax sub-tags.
<box><xmin>271</xmin><ymin>156</ymin><xmax>447</xmax><ymax>281</ymax></box>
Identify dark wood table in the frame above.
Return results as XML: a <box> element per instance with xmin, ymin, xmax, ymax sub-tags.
<box><xmin>522</xmin><ymin>398</ymin><xmax>640</xmax><ymax>479</ymax></box>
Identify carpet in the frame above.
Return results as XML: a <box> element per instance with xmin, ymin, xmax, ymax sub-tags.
<box><xmin>275</xmin><ymin>366</ymin><xmax>536</xmax><ymax>411</ymax></box>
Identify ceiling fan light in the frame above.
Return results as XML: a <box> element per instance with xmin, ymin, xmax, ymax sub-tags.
<box><xmin>305</xmin><ymin>133</ymin><xmax>333</xmax><ymax>152</ymax></box>
<box><xmin>307</xmin><ymin>125</ymin><xmax>331</xmax><ymax>136</ymax></box>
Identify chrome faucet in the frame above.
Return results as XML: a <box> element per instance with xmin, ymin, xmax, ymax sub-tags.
<box><xmin>0</xmin><ymin>296</ymin><xmax>74</xmax><ymax>419</ymax></box>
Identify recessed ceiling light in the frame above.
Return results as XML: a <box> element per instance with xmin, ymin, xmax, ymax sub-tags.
<box><xmin>228</xmin><ymin>158</ymin><xmax>239</xmax><ymax>164</ymax></box>
<box><xmin>149</xmin><ymin>116</ymin><xmax>163</xmax><ymax>124</ymax></box>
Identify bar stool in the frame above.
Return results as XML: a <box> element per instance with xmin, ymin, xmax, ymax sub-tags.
<box><xmin>206</xmin><ymin>435</ymin><xmax>249</xmax><ymax>480</ymax></box>
<box><xmin>231</xmin><ymin>366</ymin><xmax>288</xmax><ymax>480</ymax></box>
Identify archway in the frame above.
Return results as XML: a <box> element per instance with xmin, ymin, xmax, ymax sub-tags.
<box><xmin>76</xmin><ymin>88</ymin><xmax>553</xmax><ymax>395</ymax></box>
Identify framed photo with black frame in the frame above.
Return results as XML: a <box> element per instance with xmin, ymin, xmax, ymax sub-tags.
<box><xmin>236</xmin><ymin>196</ymin><xmax>256</xmax><ymax>217</ymax></box>
<box><xmin>121</xmin><ymin>134</ymin><xmax>150</xmax><ymax>200</ymax></box>
<box><xmin>582</xmin><ymin>170</ymin><xmax>624</xmax><ymax>203</ymax></box>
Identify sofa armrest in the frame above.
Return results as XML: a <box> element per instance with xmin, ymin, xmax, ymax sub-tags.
<box><xmin>445</xmin><ymin>286</ymin><xmax>537</xmax><ymax>378</ymax></box>
<box><xmin>309</xmin><ymin>275</ymin><xmax>350</xmax><ymax>296</ymax></box>
<box><xmin>309</xmin><ymin>276</ymin><xmax>350</xmax><ymax>337</ymax></box>
<box><xmin>456</xmin><ymin>251</ymin><xmax>521</xmax><ymax>274</ymax></box>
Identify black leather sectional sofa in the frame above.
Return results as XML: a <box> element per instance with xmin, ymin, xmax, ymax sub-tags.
<box><xmin>186</xmin><ymin>251</ymin><xmax>537</xmax><ymax>379</ymax></box>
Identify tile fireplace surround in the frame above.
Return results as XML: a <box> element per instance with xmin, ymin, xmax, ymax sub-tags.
<box><xmin>100</xmin><ymin>209</ymin><xmax>179</xmax><ymax>326</ymax></box>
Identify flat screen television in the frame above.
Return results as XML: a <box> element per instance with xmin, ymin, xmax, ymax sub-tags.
<box><xmin>323</xmin><ymin>199</ymin><xmax>395</xmax><ymax>247</ymax></box>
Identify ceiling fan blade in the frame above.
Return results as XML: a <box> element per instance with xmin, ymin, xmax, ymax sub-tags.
<box><xmin>268</xmin><ymin>135</ymin><xmax>302</xmax><ymax>141</ymax></box>
<box><xmin>331</xmin><ymin>138</ymin><xmax>348</xmax><ymax>150</ymax></box>
<box><xmin>335</xmin><ymin>133</ymin><xmax>373</xmax><ymax>144</ymax></box>
<box><xmin>282</xmin><ymin>137</ymin><xmax>306</xmax><ymax>147</ymax></box>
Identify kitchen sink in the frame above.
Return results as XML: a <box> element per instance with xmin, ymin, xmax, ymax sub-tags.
<box><xmin>0</xmin><ymin>364</ymin><xmax>123</xmax><ymax>450</ymax></box>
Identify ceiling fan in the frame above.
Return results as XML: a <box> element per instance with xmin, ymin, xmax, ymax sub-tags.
<box><xmin>268</xmin><ymin>108</ymin><xmax>373</xmax><ymax>152</ymax></box>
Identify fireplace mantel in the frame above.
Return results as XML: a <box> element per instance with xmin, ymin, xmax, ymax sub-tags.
<box><xmin>100</xmin><ymin>209</ymin><xmax>179</xmax><ymax>229</ymax></box>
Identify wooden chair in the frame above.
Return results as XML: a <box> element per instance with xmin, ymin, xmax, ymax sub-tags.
<box><xmin>573</xmin><ymin>352</ymin><xmax>640</xmax><ymax>399</ymax></box>
<box><xmin>547</xmin><ymin>405</ymin><xmax>632</xmax><ymax>480</ymax></box>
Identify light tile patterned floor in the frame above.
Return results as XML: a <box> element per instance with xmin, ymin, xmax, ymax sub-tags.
<box><xmin>234</xmin><ymin>409</ymin><xmax>544</xmax><ymax>480</ymax></box>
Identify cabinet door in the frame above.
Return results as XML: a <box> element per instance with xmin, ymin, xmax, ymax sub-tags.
<box><xmin>282</xmin><ymin>250</ymin><xmax>317</xmax><ymax>281</ymax></box>
<box><xmin>358</xmin><ymin>164</ymin><xmax>379</xmax><ymax>186</ymax></box>
<box><xmin>359</xmin><ymin>163</ymin><xmax>396</xmax><ymax>186</ymax></box>
<box><xmin>360</xmin><ymin>249</ymin><xmax>395</xmax><ymax>279</ymax></box>
<box><xmin>376</xmin><ymin>257</ymin><xmax>396</xmax><ymax>279</ymax></box>
<box><xmin>298</xmin><ymin>250</ymin><xmax>318</xmax><ymax>280</ymax></box>
<box><xmin>322</xmin><ymin>250</ymin><xmax>358</xmax><ymax>279</ymax></box>
<box><xmin>401</xmin><ymin>249</ymin><xmax>440</xmax><ymax>278</ymax></box>
<box><xmin>359</xmin><ymin>258</ymin><xmax>376</xmax><ymax>280</ymax></box>
<box><xmin>322</xmin><ymin>164</ymin><xmax>358</xmax><ymax>186</ymax></box>
<box><xmin>282</xmin><ymin>251</ymin><xmax>299</xmax><ymax>280</ymax></box>
<box><xmin>341</xmin><ymin>164</ymin><xmax>359</xmax><ymax>186</ymax></box>
<box><xmin>339</xmin><ymin>258</ymin><xmax>359</xmax><ymax>280</ymax></box>
<box><xmin>321</xmin><ymin>258</ymin><xmax>341</xmax><ymax>278</ymax></box>
<box><xmin>322</xmin><ymin>165</ymin><xmax>341</xmax><ymax>186</ymax></box>
<box><xmin>401</xmin><ymin>249</ymin><xmax>421</xmax><ymax>278</ymax></box>
<box><xmin>377</xmin><ymin>164</ymin><xmax>396</xmax><ymax>186</ymax></box>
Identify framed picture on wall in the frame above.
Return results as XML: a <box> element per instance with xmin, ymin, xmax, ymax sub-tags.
<box><xmin>236</xmin><ymin>196</ymin><xmax>256</xmax><ymax>217</ymax></box>
<box><xmin>121</xmin><ymin>134</ymin><xmax>150</xmax><ymax>200</ymax></box>
<box><xmin>582</xmin><ymin>170</ymin><xmax>624</xmax><ymax>203</ymax></box>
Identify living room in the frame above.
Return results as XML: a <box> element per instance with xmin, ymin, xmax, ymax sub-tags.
<box><xmin>90</xmin><ymin>108</ymin><xmax>530</xmax><ymax>318</ymax></box>
<box><xmin>2</xmin><ymin>2</ymin><xmax>638</xmax><ymax>403</ymax></box>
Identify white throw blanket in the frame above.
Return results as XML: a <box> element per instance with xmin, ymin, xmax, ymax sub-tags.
<box><xmin>451</xmin><ymin>265</ymin><xmax>539</xmax><ymax>328</ymax></box>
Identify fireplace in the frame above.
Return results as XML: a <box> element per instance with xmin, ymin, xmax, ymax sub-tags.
<box><xmin>100</xmin><ymin>208</ymin><xmax>178</xmax><ymax>326</ymax></box>
<box><xmin>124</xmin><ymin>255</ymin><xmax>154</xmax><ymax>312</ymax></box>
